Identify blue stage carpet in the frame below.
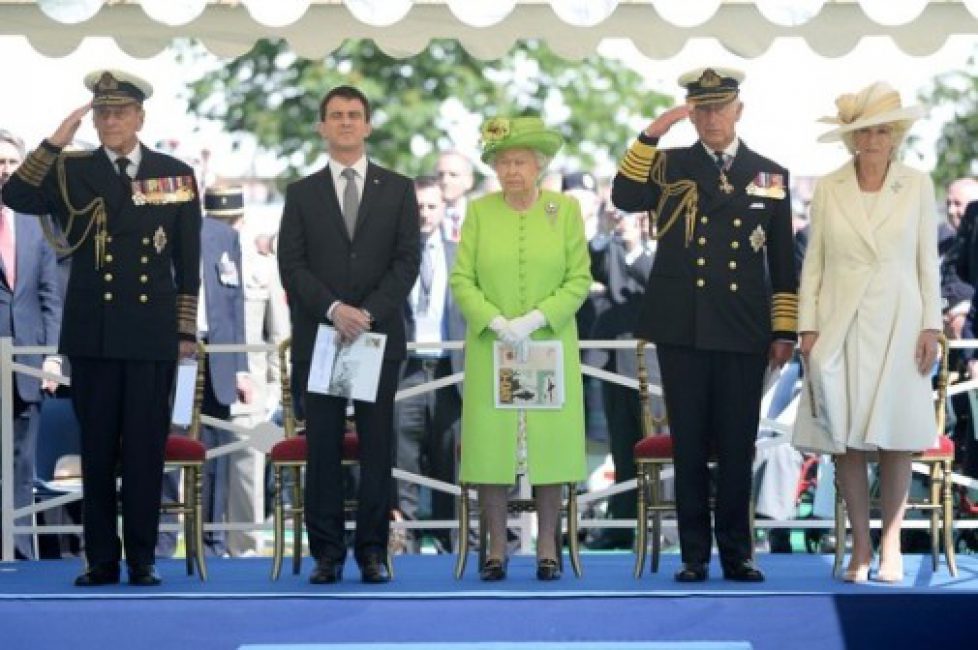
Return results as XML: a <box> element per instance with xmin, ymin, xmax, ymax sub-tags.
<box><xmin>1</xmin><ymin>553</ymin><xmax>975</xmax><ymax>650</ymax></box>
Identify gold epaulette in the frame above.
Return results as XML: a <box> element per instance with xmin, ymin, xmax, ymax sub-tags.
<box><xmin>15</xmin><ymin>146</ymin><xmax>58</xmax><ymax>187</ymax></box>
<box><xmin>771</xmin><ymin>292</ymin><xmax>799</xmax><ymax>333</ymax></box>
<box><xmin>176</xmin><ymin>294</ymin><xmax>199</xmax><ymax>338</ymax></box>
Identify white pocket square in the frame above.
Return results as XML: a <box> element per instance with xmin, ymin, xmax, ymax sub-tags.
<box><xmin>749</xmin><ymin>202</ymin><xmax>765</xmax><ymax>209</ymax></box>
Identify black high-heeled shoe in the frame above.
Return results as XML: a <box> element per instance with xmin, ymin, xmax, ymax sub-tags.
<box><xmin>480</xmin><ymin>558</ymin><xmax>507</xmax><ymax>581</ymax></box>
<box><xmin>536</xmin><ymin>558</ymin><xmax>561</xmax><ymax>581</ymax></box>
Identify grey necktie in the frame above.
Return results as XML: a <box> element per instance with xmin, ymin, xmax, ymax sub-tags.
<box><xmin>340</xmin><ymin>167</ymin><xmax>359</xmax><ymax>237</ymax></box>
<box><xmin>418</xmin><ymin>242</ymin><xmax>433</xmax><ymax>315</ymax></box>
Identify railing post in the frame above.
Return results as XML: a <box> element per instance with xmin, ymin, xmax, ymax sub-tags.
<box><xmin>1</xmin><ymin>336</ymin><xmax>16</xmax><ymax>562</ymax></box>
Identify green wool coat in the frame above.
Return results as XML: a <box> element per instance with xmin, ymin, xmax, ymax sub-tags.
<box><xmin>450</xmin><ymin>190</ymin><xmax>592</xmax><ymax>485</ymax></box>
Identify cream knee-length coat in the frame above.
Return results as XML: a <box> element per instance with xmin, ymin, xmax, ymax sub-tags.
<box><xmin>792</xmin><ymin>159</ymin><xmax>942</xmax><ymax>454</ymax></box>
<box><xmin>450</xmin><ymin>190</ymin><xmax>592</xmax><ymax>485</ymax></box>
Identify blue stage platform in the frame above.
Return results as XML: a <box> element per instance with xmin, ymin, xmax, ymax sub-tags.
<box><xmin>1</xmin><ymin>553</ymin><xmax>975</xmax><ymax>650</ymax></box>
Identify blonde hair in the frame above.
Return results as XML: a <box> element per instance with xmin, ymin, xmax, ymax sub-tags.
<box><xmin>841</xmin><ymin>120</ymin><xmax>911</xmax><ymax>159</ymax></box>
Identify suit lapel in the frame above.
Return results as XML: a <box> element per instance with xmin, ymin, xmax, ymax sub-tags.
<box><xmin>679</xmin><ymin>145</ymin><xmax>722</xmax><ymax>210</ymax></box>
<box><xmin>832</xmin><ymin>164</ymin><xmax>878</xmax><ymax>256</ymax></box>
<box><xmin>318</xmin><ymin>165</ymin><xmax>350</xmax><ymax>243</ymax></box>
<box><xmin>869</xmin><ymin>163</ymin><xmax>911</xmax><ymax>234</ymax></box>
<box><xmin>353</xmin><ymin>163</ymin><xmax>384</xmax><ymax>241</ymax></box>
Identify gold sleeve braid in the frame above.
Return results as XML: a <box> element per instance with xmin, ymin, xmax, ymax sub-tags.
<box><xmin>176</xmin><ymin>294</ymin><xmax>199</xmax><ymax>338</ymax></box>
<box><xmin>618</xmin><ymin>139</ymin><xmax>700</xmax><ymax>245</ymax></box>
<box><xmin>15</xmin><ymin>146</ymin><xmax>58</xmax><ymax>187</ymax></box>
<box><xmin>771</xmin><ymin>292</ymin><xmax>798</xmax><ymax>333</ymax></box>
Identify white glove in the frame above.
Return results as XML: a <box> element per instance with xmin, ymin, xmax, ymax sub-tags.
<box><xmin>488</xmin><ymin>316</ymin><xmax>511</xmax><ymax>339</ymax></box>
<box><xmin>507</xmin><ymin>309</ymin><xmax>547</xmax><ymax>343</ymax></box>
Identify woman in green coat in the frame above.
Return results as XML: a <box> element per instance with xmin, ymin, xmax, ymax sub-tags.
<box><xmin>449</xmin><ymin>116</ymin><xmax>591</xmax><ymax>581</ymax></box>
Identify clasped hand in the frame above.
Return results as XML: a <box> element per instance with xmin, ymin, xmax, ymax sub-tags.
<box><xmin>489</xmin><ymin>310</ymin><xmax>547</xmax><ymax>347</ymax></box>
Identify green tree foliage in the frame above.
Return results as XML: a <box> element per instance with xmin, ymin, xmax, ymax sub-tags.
<box><xmin>917</xmin><ymin>57</ymin><xmax>978</xmax><ymax>190</ymax></box>
<box><xmin>183</xmin><ymin>38</ymin><xmax>669</xmax><ymax>181</ymax></box>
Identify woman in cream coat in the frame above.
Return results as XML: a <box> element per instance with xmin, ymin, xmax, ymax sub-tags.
<box><xmin>792</xmin><ymin>82</ymin><xmax>941</xmax><ymax>583</ymax></box>
<box><xmin>450</xmin><ymin>116</ymin><xmax>591</xmax><ymax>581</ymax></box>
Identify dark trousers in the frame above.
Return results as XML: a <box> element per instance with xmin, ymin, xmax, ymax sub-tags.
<box><xmin>602</xmin><ymin>377</ymin><xmax>642</xmax><ymax>531</ymax></box>
<box><xmin>394</xmin><ymin>356</ymin><xmax>460</xmax><ymax>553</ymax></box>
<box><xmin>70</xmin><ymin>357</ymin><xmax>175</xmax><ymax>567</ymax></box>
<box><xmin>1</xmin><ymin>394</ymin><xmax>39</xmax><ymax>559</ymax></box>
<box><xmin>158</xmin><ymin>371</ymin><xmax>230</xmax><ymax>557</ymax></box>
<box><xmin>656</xmin><ymin>344</ymin><xmax>766</xmax><ymax>566</ymax></box>
<box><xmin>294</xmin><ymin>360</ymin><xmax>399</xmax><ymax>565</ymax></box>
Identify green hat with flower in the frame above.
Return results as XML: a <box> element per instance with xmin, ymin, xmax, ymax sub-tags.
<box><xmin>479</xmin><ymin>115</ymin><xmax>564</xmax><ymax>164</ymax></box>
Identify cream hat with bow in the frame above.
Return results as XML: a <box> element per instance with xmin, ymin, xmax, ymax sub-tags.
<box><xmin>817</xmin><ymin>81</ymin><xmax>925</xmax><ymax>143</ymax></box>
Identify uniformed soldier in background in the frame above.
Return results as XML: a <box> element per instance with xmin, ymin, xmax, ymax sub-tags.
<box><xmin>1</xmin><ymin>69</ymin><xmax>201</xmax><ymax>586</ymax></box>
<box><xmin>612</xmin><ymin>67</ymin><xmax>797</xmax><ymax>583</ymax></box>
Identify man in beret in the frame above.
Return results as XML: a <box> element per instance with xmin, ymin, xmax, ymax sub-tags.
<box><xmin>1</xmin><ymin>69</ymin><xmax>201</xmax><ymax>586</ymax></box>
<box><xmin>612</xmin><ymin>67</ymin><xmax>797</xmax><ymax>582</ymax></box>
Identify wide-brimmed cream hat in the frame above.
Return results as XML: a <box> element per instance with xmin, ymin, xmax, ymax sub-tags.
<box><xmin>817</xmin><ymin>81</ymin><xmax>925</xmax><ymax>143</ymax></box>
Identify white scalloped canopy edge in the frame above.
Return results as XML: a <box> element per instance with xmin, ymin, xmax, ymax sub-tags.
<box><xmin>0</xmin><ymin>3</ymin><xmax>973</xmax><ymax>61</ymax></box>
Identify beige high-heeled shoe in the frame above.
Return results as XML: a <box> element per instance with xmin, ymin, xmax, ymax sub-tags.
<box><xmin>872</xmin><ymin>557</ymin><xmax>904</xmax><ymax>584</ymax></box>
<box><xmin>842</xmin><ymin>564</ymin><xmax>871</xmax><ymax>583</ymax></box>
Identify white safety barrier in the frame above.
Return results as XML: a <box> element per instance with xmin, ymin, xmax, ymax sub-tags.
<box><xmin>5</xmin><ymin>337</ymin><xmax>978</xmax><ymax>561</ymax></box>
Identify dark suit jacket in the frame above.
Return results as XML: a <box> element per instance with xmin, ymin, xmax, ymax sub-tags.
<box><xmin>0</xmin><ymin>212</ymin><xmax>62</xmax><ymax>401</ymax></box>
<box><xmin>402</xmin><ymin>236</ymin><xmax>466</xmax><ymax>376</ymax></box>
<box><xmin>201</xmin><ymin>217</ymin><xmax>248</xmax><ymax>406</ymax></box>
<box><xmin>278</xmin><ymin>161</ymin><xmax>420</xmax><ymax>363</ymax></box>
<box><xmin>2</xmin><ymin>142</ymin><xmax>201</xmax><ymax>361</ymax></box>
<box><xmin>612</xmin><ymin>139</ymin><xmax>797</xmax><ymax>355</ymax></box>
<box><xmin>587</xmin><ymin>234</ymin><xmax>652</xmax><ymax>369</ymax></box>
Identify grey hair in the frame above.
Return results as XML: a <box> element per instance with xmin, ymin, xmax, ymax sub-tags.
<box><xmin>841</xmin><ymin>120</ymin><xmax>911</xmax><ymax>160</ymax></box>
<box><xmin>0</xmin><ymin>129</ymin><xmax>26</xmax><ymax>159</ymax></box>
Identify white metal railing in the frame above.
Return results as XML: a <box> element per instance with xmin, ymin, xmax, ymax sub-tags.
<box><xmin>5</xmin><ymin>337</ymin><xmax>978</xmax><ymax>561</ymax></box>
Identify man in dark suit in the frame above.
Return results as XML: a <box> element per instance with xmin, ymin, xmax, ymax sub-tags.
<box><xmin>586</xmin><ymin>210</ymin><xmax>654</xmax><ymax>550</ymax></box>
<box><xmin>394</xmin><ymin>176</ymin><xmax>464</xmax><ymax>554</ymax></box>
<box><xmin>612</xmin><ymin>67</ymin><xmax>797</xmax><ymax>583</ymax></box>
<box><xmin>2</xmin><ymin>70</ymin><xmax>201</xmax><ymax>586</ymax></box>
<box><xmin>278</xmin><ymin>85</ymin><xmax>420</xmax><ymax>584</ymax></box>
<box><xmin>159</xmin><ymin>187</ymin><xmax>252</xmax><ymax>557</ymax></box>
<box><xmin>0</xmin><ymin>129</ymin><xmax>63</xmax><ymax>560</ymax></box>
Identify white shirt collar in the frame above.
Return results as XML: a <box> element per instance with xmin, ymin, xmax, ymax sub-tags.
<box><xmin>328</xmin><ymin>155</ymin><xmax>368</xmax><ymax>184</ymax></box>
<box><xmin>700</xmin><ymin>137</ymin><xmax>740</xmax><ymax>161</ymax></box>
<box><xmin>105</xmin><ymin>143</ymin><xmax>142</xmax><ymax>171</ymax></box>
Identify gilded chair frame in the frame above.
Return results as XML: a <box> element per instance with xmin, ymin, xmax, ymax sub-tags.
<box><xmin>160</xmin><ymin>340</ymin><xmax>208</xmax><ymax>580</ymax></box>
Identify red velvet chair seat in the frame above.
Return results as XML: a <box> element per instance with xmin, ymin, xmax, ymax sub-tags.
<box><xmin>920</xmin><ymin>434</ymin><xmax>954</xmax><ymax>459</ymax></box>
<box><xmin>269</xmin><ymin>431</ymin><xmax>359</xmax><ymax>463</ymax></box>
<box><xmin>271</xmin><ymin>436</ymin><xmax>307</xmax><ymax>463</ymax></box>
<box><xmin>634</xmin><ymin>434</ymin><xmax>674</xmax><ymax>459</ymax></box>
<box><xmin>165</xmin><ymin>435</ymin><xmax>206</xmax><ymax>462</ymax></box>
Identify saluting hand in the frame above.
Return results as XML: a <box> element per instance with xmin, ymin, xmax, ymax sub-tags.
<box><xmin>643</xmin><ymin>105</ymin><xmax>691</xmax><ymax>140</ymax></box>
<box><xmin>50</xmin><ymin>102</ymin><xmax>92</xmax><ymax>148</ymax></box>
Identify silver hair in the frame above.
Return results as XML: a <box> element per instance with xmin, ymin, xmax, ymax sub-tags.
<box><xmin>841</xmin><ymin>120</ymin><xmax>911</xmax><ymax>160</ymax></box>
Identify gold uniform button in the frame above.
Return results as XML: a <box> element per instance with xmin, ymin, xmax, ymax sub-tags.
<box><xmin>696</xmin><ymin>278</ymin><xmax>705</xmax><ymax>288</ymax></box>
<box><xmin>103</xmin><ymin>273</ymin><xmax>113</xmax><ymax>282</ymax></box>
<box><xmin>698</xmin><ymin>236</ymin><xmax>706</xmax><ymax>246</ymax></box>
<box><xmin>733</xmin><ymin>218</ymin><xmax>742</xmax><ymax>227</ymax></box>
<box><xmin>700</xmin><ymin>216</ymin><xmax>708</xmax><ymax>224</ymax></box>
<box><xmin>142</xmin><ymin>237</ymin><xmax>151</xmax><ymax>245</ymax></box>
<box><xmin>103</xmin><ymin>292</ymin><xmax>113</xmax><ymax>301</ymax></box>
<box><xmin>730</xmin><ymin>283</ymin><xmax>738</xmax><ymax>292</ymax></box>
<box><xmin>729</xmin><ymin>261</ymin><xmax>737</xmax><ymax>270</ymax></box>
<box><xmin>140</xmin><ymin>275</ymin><xmax>149</xmax><ymax>283</ymax></box>
<box><xmin>139</xmin><ymin>294</ymin><xmax>148</xmax><ymax>303</ymax></box>
<box><xmin>696</xmin><ymin>258</ymin><xmax>706</xmax><ymax>266</ymax></box>
<box><xmin>140</xmin><ymin>256</ymin><xmax>149</xmax><ymax>264</ymax></box>
<box><xmin>731</xmin><ymin>241</ymin><xmax>740</xmax><ymax>249</ymax></box>
<box><xmin>106</xmin><ymin>236</ymin><xmax>113</xmax><ymax>243</ymax></box>
<box><xmin>105</xmin><ymin>254</ymin><xmax>113</xmax><ymax>263</ymax></box>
